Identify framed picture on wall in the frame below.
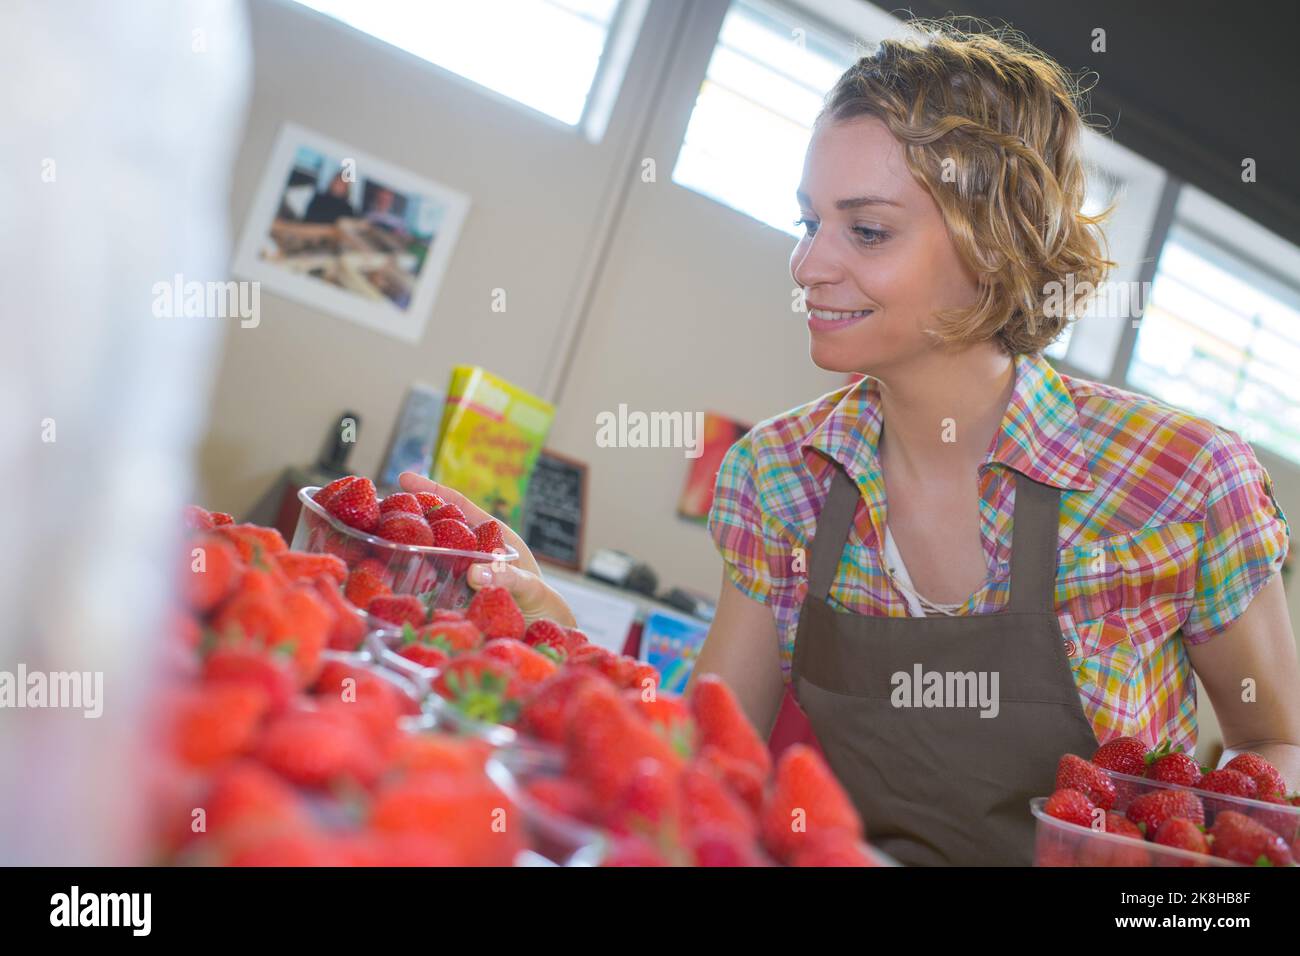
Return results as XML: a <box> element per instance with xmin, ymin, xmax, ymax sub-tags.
<box><xmin>232</xmin><ymin>122</ymin><xmax>470</xmax><ymax>343</ymax></box>
<box><xmin>677</xmin><ymin>412</ymin><xmax>751</xmax><ymax>523</ymax></box>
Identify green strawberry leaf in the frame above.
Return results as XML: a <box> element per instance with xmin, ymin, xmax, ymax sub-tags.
<box><xmin>401</xmin><ymin>622</ymin><xmax>420</xmax><ymax>645</ymax></box>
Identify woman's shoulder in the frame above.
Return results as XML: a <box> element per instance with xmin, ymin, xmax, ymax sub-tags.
<box><xmin>1058</xmin><ymin>371</ymin><xmax>1269</xmax><ymax>511</ymax></box>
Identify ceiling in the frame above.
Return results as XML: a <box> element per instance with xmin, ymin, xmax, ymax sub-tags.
<box><xmin>878</xmin><ymin>0</ymin><xmax>1300</xmax><ymax>252</ymax></box>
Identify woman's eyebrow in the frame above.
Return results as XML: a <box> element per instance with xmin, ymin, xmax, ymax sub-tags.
<box><xmin>796</xmin><ymin>189</ymin><xmax>901</xmax><ymax>210</ymax></box>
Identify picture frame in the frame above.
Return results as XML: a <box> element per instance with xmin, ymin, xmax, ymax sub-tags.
<box><xmin>232</xmin><ymin>122</ymin><xmax>470</xmax><ymax>343</ymax></box>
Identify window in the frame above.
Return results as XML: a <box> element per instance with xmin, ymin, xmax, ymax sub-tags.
<box><xmin>671</xmin><ymin>0</ymin><xmax>862</xmax><ymax>234</ymax></box>
<box><xmin>1127</xmin><ymin>222</ymin><xmax>1300</xmax><ymax>464</ymax></box>
<box><xmin>293</xmin><ymin>0</ymin><xmax>624</xmax><ymax>128</ymax></box>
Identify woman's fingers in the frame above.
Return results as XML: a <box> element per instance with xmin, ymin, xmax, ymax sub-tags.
<box><xmin>467</xmin><ymin>561</ymin><xmax>576</xmax><ymax>628</ymax></box>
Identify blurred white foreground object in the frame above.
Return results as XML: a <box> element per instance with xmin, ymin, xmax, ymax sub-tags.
<box><xmin>0</xmin><ymin>0</ymin><xmax>250</xmax><ymax>864</ymax></box>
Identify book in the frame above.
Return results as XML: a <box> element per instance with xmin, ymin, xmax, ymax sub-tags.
<box><xmin>430</xmin><ymin>366</ymin><xmax>555</xmax><ymax>531</ymax></box>
<box><xmin>378</xmin><ymin>383</ymin><xmax>444</xmax><ymax>491</ymax></box>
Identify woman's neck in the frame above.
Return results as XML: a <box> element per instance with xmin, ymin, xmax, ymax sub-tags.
<box><xmin>874</xmin><ymin>345</ymin><xmax>1016</xmax><ymax>484</ymax></box>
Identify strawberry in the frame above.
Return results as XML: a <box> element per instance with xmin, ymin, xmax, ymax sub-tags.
<box><xmin>789</xmin><ymin>831</ymin><xmax>877</xmax><ymax>867</ymax></box>
<box><xmin>183</xmin><ymin>504</ymin><xmax>215</xmax><ymax>530</ymax></box>
<box><xmin>1197</xmin><ymin>769</ymin><xmax>1259</xmax><ymax>800</ymax></box>
<box><xmin>215</xmin><ymin>524</ymin><xmax>288</xmax><ymax>565</ymax></box>
<box><xmin>1153</xmin><ymin>817</ymin><xmax>1210</xmax><ymax>859</ymax></box>
<box><xmin>523</xmin><ymin>618</ymin><xmax>571</xmax><ymax>658</ymax></box>
<box><xmin>210</xmin><ymin>511</ymin><xmax>235</xmax><ymax>526</ymax></box>
<box><xmin>1224</xmin><ymin>753</ymin><xmax>1287</xmax><ymax>799</ymax></box>
<box><xmin>466</xmin><ymin>586</ymin><xmax>525</xmax><ymax>640</ymax></box>
<box><xmin>691</xmin><ymin>825</ymin><xmax>770</xmax><ymax>867</ymax></box>
<box><xmin>761</xmin><ymin>744</ymin><xmax>862</xmax><ymax>863</ymax></box>
<box><xmin>182</xmin><ymin>534</ymin><xmax>243</xmax><ymax>613</ymax></box>
<box><xmin>1146</xmin><ymin>751</ymin><xmax>1203</xmax><ymax>787</ymax></box>
<box><xmin>384</xmin><ymin>733</ymin><xmax>492</xmax><ymax>776</ymax></box>
<box><xmin>519</xmin><ymin>668</ymin><xmax>607</xmax><ymax>743</ymax></box>
<box><xmin>171</xmin><ymin>683</ymin><xmax>270</xmax><ymax>769</ymax></box>
<box><xmin>312</xmin><ymin>578</ymin><xmax>367</xmax><ymax>651</ymax></box>
<box><xmin>624</xmin><ymin>689</ymin><xmax>696</xmax><ymax>757</ymax></box>
<box><xmin>432</xmin><ymin>655</ymin><xmax>525</xmax><ymax>725</ymax></box>
<box><xmin>211</xmin><ymin>590</ymin><xmax>290</xmax><ymax>647</ymax></box>
<box><xmin>429</xmin><ymin>607</ymin><xmax>465</xmax><ymax>622</ymax></box>
<box><xmin>426</xmin><ymin>503</ymin><xmax>467</xmax><ymax>524</ymax></box>
<box><xmin>369</xmin><ymin>771</ymin><xmax>525</xmax><ymax>866</ymax></box>
<box><xmin>414</xmin><ymin>491</ymin><xmax>445</xmax><ymax>515</ymax></box>
<box><xmin>1092</xmin><ymin>735</ymin><xmax>1150</xmax><ymax>777</ymax></box>
<box><xmin>699</xmin><ymin>745</ymin><xmax>766</xmax><ymax>816</ymax></box>
<box><xmin>397</xmin><ymin>639</ymin><xmax>449</xmax><ymax>670</ymax></box>
<box><xmin>481</xmin><ymin>638</ymin><xmax>559</xmax><ymax>685</ymax></box>
<box><xmin>201</xmin><ymin>643</ymin><xmax>298</xmax><ymax>715</ymax></box>
<box><xmin>281</xmin><ymin>585</ymin><xmax>331</xmax><ymax>685</ymax></box>
<box><xmin>523</xmin><ymin>777</ymin><xmax>596</xmax><ymax>823</ymax></box>
<box><xmin>474</xmin><ymin>519</ymin><xmax>506</xmax><ymax>555</ymax></box>
<box><xmin>429</xmin><ymin>518</ymin><xmax>477</xmax><ymax>551</ymax></box>
<box><xmin>379</xmin><ymin>493</ymin><xmax>423</xmax><ymax>516</ymax></box>
<box><xmin>375</xmin><ymin>511</ymin><xmax>434</xmax><ymax>546</ymax></box>
<box><xmin>567</xmin><ymin>644</ymin><xmax>615</xmax><ymax>669</ymax></box>
<box><xmin>1043</xmin><ymin>788</ymin><xmax>1096</xmax><ymax>828</ymax></box>
<box><xmin>1209</xmin><ymin>810</ymin><xmax>1295</xmax><ymax>866</ymax></box>
<box><xmin>368</xmin><ymin>594</ymin><xmax>427</xmax><ymax>629</ymax></box>
<box><xmin>225</xmin><ymin>830</ymin><xmax>340</xmax><ymax>867</ymax></box>
<box><xmin>333</xmin><ymin>832</ymin><xmax>460</xmax><ymax>867</ymax></box>
<box><xmin>607</xmin><ymin>758</ymin><xmax>686</xmax><ymax>847</ymax></box>
<box><xmin>202</xmin><ymin>761</ymin><xmax>312</xmax><ymax>841</ymax></box>
<box><xmin>255</xmin><ymin>707</ymin><xmax>382</xmax><ymax>789</ymax></box>
<box><xmin>1079</xmin><ymin>811</ymin><xmax>1149</xmax><ymax>866</ymax></box>
<box><xmin>419</xmin><ymin>618</ymin><xmax>484</xmax><ymax>654</ymax></box>
<box><xmin>566</xmin><ymin>681</ymin><xmax>686</xmax><ymax>805</ymax></box>
<box><xmin>344</xmin><ymin>565</ymin><xmax>391</xmax><ymax>610</ymax></box>
<box><xmin>1126</xmin><ymin>788</ymin><xmax>1205</xmax><ymax>835</ymax></box>
<box><xmin>565</xmin><ymin>627</ymin><xmax>591</xmax><ymax>649</ymax></box>
<box><xmin>601</xmin><ymin>835</ymin><xmax>670</xmax><ymax>867</ymax></box>
<box><xmin>314</xmin><ymin>475</ymin><xmax>358</xmax><ymax>510</ymax></box>
<box><xmin>323</xmin><ymin>476</ymin><xmax>380</xmax><ymax>532</ymax></box>
<box><xmin>681</xmin><ymin>760</ymin><xmax>758</xmax><ymax>839</ymax></box>
<box><xmin>274</xmin><ymin>551</ymin><xmax>347</xmax><ymax>585</ymax></box>
<box><xmin>1056</xmin><ymin>753</ymin><xmax>1118</xmax><ymax>810</ymax></box>
<box><xmin>691</xmin><ymin>674</ymin><xmax>771</xmax><ymax>776</ymax></box>
<box><xmin>1249</xmin><ymin>794</ymin><xmax>1299</xmax><ymax>843</ymax></box>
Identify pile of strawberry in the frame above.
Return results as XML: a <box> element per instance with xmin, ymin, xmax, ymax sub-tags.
<box><xmin>510</xmin><ymin>673</ymin><xmax>876</xmax><ymax>866</ymax></box>
<box><xmin>313</xmin><ymin>475</ymin><xmax>505</xmax><ymax>554</ymax></box>
<box><xmin>1042</xmin><ymin>736</ymin><xmax>1300</xmax><ymax>866</ymax></box>
<box><xmin>162</xmin><ymin>505</ymin><xmax>531</xmax><ymax>865</ymax></box>
<box><xmin>167</xmin><ymin>505</ymin><xmax>879</xmax><ymax>867</ymax></box>
<box><xmin>369</xmin><ymin>585</ymin><xmax>657</xmax><ymax>727</ymax></box>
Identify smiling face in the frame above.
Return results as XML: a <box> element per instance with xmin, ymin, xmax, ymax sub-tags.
<box><xmin>791</xmin><ymin>116</ymin><xmax>982</xmax><ymax>375</ymax></box>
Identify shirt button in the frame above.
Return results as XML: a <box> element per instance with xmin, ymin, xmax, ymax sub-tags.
<box><xmin>1063</xmin><ymin>640</ymin><xmax>1077</xmax><ymax>658</ymax></box>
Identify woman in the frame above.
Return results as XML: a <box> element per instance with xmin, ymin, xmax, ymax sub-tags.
<box><xmin>403</xmin><ymin>24</ymin><xmax>1299</xmax><ymax>865</ymax></box>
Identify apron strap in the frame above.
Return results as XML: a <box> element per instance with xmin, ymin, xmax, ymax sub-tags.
<box><xmin>806</xmin><ymin>462</ymin><xmax>1063</xmax><ymax>612</ymax></box>
<box><xmin>1006</xmin><ymin>471</ymin><xmax>1063</xmax><ymax>614</ymax></box>
<box><xmin>807</xmin><ymin>465</ymin><xmax>861</xmax><ymax>602</ymax></box>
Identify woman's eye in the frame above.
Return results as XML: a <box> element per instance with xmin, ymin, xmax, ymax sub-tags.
<box><xmin>794</xmin><ymin>217</ymin><xmax>819</xmax><ymax>236</ymax></box>
<box><xmin>854</xmin><ymin>226</ymin><xmax>887</xmax><ymax>246</ymax></box>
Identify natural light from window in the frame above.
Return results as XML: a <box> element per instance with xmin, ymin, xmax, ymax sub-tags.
<box><xmin>293</xmin><ymin>0</ymin><xmax>621</xmax><ymax>126</ymax></box>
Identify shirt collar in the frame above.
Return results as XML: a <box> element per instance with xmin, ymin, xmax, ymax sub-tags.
<box><xmin>801</xmin><ymin>351</ymin><xmax>1095</xmax><ymax>494</ymax></box>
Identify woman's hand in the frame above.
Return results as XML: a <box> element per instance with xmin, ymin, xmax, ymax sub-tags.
<box><xmin>398</xmin><ymin>472</ymin><xmax>577</xmax><ymax>628</ymax></box>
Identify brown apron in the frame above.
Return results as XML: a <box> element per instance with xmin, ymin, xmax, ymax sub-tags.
<box><xmin>791</xmin><ymin>462</ymin><xmax>1100</xmax><ymax>866</ymax></box>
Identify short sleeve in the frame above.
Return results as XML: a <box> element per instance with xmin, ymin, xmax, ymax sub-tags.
<box><xmin>1181</xmin><ymin>430</ymin><xmax>1291</xmax><ymax>643</ymax></box>
<box><xmin>706</xmin><ymin>434</ymin><xmax>794</xmax><ymax>605</ymax></box>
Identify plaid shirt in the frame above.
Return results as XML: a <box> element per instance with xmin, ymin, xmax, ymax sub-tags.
<box><xmin>707</xmin><ymin>351</ymin><xmax>1291</xmax><ymax>753</ymax></box>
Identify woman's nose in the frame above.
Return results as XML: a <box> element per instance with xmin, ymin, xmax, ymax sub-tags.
<box><xmin>790</xmin><ymin>232</ymin><xmax>842</xmax><ymax>290</ymax></box>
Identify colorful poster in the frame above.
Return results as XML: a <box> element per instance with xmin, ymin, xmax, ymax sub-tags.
<box><xmin>430</xmin><ymin>367</ymin><xmax>554</xmax><ymax>531</ymax></box>
<box><xmin>677</xmin><ymin>412</ymin><xmax>750</xmax><ymax>523</ymax></box>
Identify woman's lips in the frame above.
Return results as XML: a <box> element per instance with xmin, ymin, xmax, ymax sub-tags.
<box><xmin>807</xmin><ymin>307</ymin><xmax>874</xmax><ymax>332</ymax></box>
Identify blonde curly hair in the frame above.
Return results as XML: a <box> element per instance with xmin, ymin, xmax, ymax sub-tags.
<box><xmin>818</xmin><ymin>19</ymin><xmax>1115</xmax><ymax>354</ymax></box>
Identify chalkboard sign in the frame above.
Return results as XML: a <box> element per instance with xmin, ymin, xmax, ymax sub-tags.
<box><xmin>521</xmin><ymin>449</ymin><xmax>587</xmax><ymax>571</ymax></box>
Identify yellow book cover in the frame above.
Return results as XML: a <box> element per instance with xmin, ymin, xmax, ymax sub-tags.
<box><xmin>430</xmin><ymin>366</ymin><xmax>555</xmax><ymax>531</ymax></box>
